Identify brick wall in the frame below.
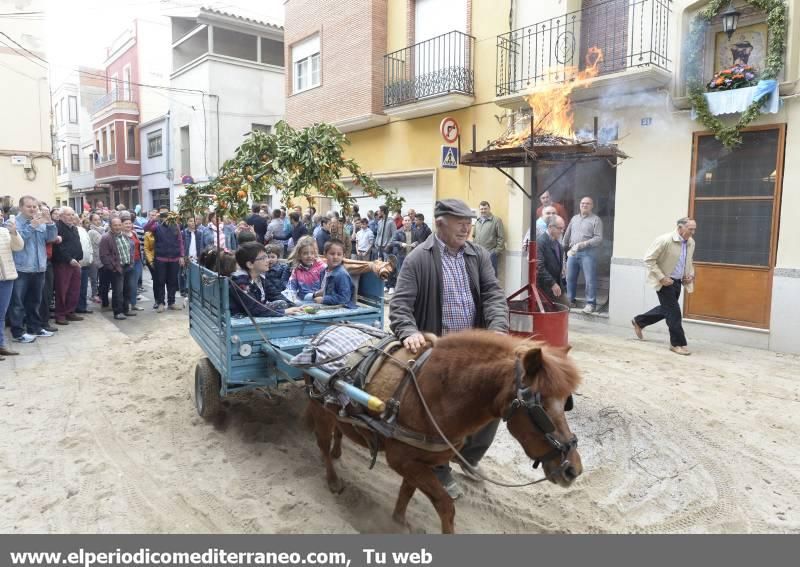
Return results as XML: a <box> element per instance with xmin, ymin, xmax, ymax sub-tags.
<box><xmin>285</xmin><ymin>0</ymin><xmax>388</xmax><ymax>127</ymax></box>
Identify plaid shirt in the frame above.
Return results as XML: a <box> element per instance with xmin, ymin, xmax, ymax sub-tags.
<box><xmin>436</xmin><ymin>236</ymin><xmax>476</xmax><ymax>335</ymax></box>
<box><xmin>115</xmin><ymin>233</ymin><xmax>132</xmax><ymax>266</ymax></box>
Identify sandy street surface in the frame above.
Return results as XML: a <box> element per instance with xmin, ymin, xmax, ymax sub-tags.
<box><xmin>1</xmin><ymin>306</ymin><xmax>798</xmax><ymax>534</ymax></box>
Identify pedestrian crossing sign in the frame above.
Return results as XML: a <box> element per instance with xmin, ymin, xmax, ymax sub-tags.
<box><xmin>441</xmin><ymin>145</ymin><xmax>459</xmax><ymax>169</ymax></box>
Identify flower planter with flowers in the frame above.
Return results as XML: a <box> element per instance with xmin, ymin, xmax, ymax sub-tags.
<box><xmin>691</xmin><ymin>63</ymin><xmax>780</xmax><ymax>120</ymax></box>
<box><xmin>707</xmin><ymin>64</ymin><xmax>758</xmax><ymax>91</ymax></box>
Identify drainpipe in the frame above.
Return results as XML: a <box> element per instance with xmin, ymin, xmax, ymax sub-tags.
<box><xmin>165</xmin><ymin>110</ymin><xmax>171</xmax><ymax>206</ymax></box>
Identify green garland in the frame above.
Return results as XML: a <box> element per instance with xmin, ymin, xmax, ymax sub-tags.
<box><xmin>686</xmin><ymin>0</ymin><xmax>787</xmax><ymax>148</ymax></box>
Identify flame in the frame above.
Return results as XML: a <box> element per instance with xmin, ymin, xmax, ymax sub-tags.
<box><xmin>501</xmin><ymin>47</ymin><xmax>604</xmax><ymax>147</ymax></box>
<box><xmin>528</xmin><ymin>47</ymin><xmax>604</xmax><ymax>139</ymax></box>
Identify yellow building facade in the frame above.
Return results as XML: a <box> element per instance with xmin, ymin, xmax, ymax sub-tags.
<box><xmin>285</xmin><ymin>0</ymin><xmax>800</xmax><ymax>354</ymax></box>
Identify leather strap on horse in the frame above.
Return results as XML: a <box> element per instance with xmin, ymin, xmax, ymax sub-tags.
<box><xmin>383</xmin><ymin>347</ymin><xmax>434</xmax><ymax>424</ymax></box>
<box><xmin>335</xmin><ymin>413</ymin><xmax>453</xmax><ymax>453</ymax></box>
<box><xmin>328</xmin><ymin>347</ymin><xmax>455</xmax><ymax>454</ymax></box>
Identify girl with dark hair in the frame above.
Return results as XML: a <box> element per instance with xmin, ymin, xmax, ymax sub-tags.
<box><xmin>229</xmin><ymin>242</ymin><xmax>302</xmax><ymax>318</ymax></box>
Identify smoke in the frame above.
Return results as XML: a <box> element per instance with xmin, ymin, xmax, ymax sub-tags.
<box><xmin>573</xmin><ymin>83</ymin><xmax>682</xmax><ymax>143</ymax></box>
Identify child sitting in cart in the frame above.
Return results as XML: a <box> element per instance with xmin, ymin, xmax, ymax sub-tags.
<box><xmin>286</xmin><ymin>235</ymin><xmax>326</xmax><ymax>303</ymax></box>
<box><xmin>229</xmin><ymin>242</ymin><xmax>303</xmax><ymax>318</ymax></box>
<box><xmin>263</xmin><ymin>243</ymin><xmax>291</xmax><ymax>302</ymax></box>
<box><xmin>312</xmin><ymin>239</ymin><xmax>357</xmax><ymax>309</ymax></box>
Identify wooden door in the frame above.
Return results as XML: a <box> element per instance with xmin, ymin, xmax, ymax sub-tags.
<box><xmin>685</xmin><ymin>125</ymin><xmax>785</xmax><ymax>329</ymax></box>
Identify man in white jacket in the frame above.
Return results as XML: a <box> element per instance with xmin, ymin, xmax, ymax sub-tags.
<box><xmin>632</xmin><ymin>218</ymin><xmax>697</xmax><ymax>355</ymax></box>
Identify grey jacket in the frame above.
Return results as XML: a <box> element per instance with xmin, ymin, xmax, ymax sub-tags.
<box><xmin>389</xmin><ymin>234</ymin><xmax>509</xmax><ymax>340</ymax></box>
<box><xmin>472</xmin><ymin>214</ymin><xmax>506</xmax><ymax>254</ymax></box>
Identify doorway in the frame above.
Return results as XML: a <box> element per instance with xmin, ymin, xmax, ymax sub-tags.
<box><xmin>535</xmin><ymin>158</ymin><xmax>617</xmax><ymax>312</ymax></box>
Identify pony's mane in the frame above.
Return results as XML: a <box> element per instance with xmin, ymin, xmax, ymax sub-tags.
<box><xmin>434</xmin><ymin>330</ymin><xmax>581</xmax><ymax>399</ymax></box>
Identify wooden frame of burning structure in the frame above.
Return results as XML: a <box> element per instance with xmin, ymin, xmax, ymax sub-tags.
<box><xmin>460</xmin><ymin>114</ymin><xmax>628</xmax><ymax>343</ymax></box>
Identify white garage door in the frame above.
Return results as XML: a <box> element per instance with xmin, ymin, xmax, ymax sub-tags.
<box><xmin>340</xmin><ymin>174</ymin><xmax>435</xmax><ymax>223</ymax></box>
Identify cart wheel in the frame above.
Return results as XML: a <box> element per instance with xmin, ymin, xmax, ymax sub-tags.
<box><xmin>195</xmin><ymin>357</ymin><xmax>222</xmax><ymax>420</ymax></box>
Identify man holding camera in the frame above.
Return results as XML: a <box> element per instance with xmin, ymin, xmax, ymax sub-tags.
<box><xmin>9</xmin><ymin>196</ymin><xmax>58</xmax><ymax>343</ymax></box>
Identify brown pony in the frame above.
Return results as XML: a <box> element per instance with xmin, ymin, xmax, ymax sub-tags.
<box><xmin>305</xmin><ymin>329</ymin><xmax>583</xmax><ymax>533</ymax></box>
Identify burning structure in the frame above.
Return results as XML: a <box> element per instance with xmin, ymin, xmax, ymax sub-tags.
<box><xmin>465</xmin><ymin>46</ymin><xmax>628</xmax><ymax>165</ymax></box>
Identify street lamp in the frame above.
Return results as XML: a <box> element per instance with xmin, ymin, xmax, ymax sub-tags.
<box><xmin>721</xmin><ymin>1</ymin><xmax>741</xmax><ymax>40</ymax></box>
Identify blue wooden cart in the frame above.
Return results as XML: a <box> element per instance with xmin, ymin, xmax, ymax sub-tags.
<box><xmin>187</xmin><ymin>261</ymin><xmax>388</xmax><ymax>419</ymax></box>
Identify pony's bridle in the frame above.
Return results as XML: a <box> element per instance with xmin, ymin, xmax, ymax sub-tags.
<box><xmin>503</xmin><ymin>359</ymin><xmax>579</xmax><ymax>471</ymax></box>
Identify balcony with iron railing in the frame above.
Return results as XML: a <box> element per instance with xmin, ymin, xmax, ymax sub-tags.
<box><xmin>384</xmin><ymin>30</ymin><xmax>475</xmax><ymax>119</ymax></box>
<box><xmin>91</xmin><ymin>87</ymin><xmax>138</xmax><ymax>116</ymax></box>
<box><xmin>496</xmin><ymin>0</ymin><xmax>673</xmax><ymax>106</ymax></box>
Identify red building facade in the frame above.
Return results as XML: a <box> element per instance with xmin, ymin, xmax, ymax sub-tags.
<box><xmin>88</xmin><ymin>29</ymin><xmax>141</xmax><ymax>209</ymax></box>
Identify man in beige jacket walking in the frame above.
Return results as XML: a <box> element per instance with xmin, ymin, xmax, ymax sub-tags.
<box><xmin>632</xmin><ymin>218</ymin><xmax>697</xmax><ymax>355</ymax></box>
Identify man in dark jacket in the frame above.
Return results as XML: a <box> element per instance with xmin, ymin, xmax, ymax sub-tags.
<box><xmin>145</xmin><ymin>211</ymin><xmax>185</xmax><ymax>312</ymax></box>
<box><xmin>414</xmin><ymin>213</ymin><xmax>432</xmax><ymax>242</ymax></box>
<box><xmin>289</xmin><ymin>212</ymin><xmax>308</xmax><ymax>251</ymax></box>
<box><xmin>314</xmin><ymin>217</ymin><xmax>331</xmax><ymax>254</ymax></box>
<box><xmin>99</xmin><ymin>217</ymin><xmax>134</xmax><ymax>320</ymax></box>
<box><xmin>536</xmin><ymin>215</ymin><xmax>567</xmax><ymax>305</ymax></box>
<box><xmin>51</xmin><ymin>207</ymin><xmax>84</xmax><ymax>325</ymax></box>
<box><xmin>389</xmin><ymin>199</ymin><xmax>509</xmax><ymax>500</ymax></box>
<box><xmin>386</xmin><ymin>214</ymin><xmax>421</xmax><ymax>294</ymax></box>
<box><xmin>246</xmin><ymin>204</ymin><xmax>268</xmax><ymax>243</ymax></box>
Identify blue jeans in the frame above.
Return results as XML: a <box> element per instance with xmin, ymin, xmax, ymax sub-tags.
<box><xmin>566</xmin><ymin>248</ymin><xmax>597</xmax><ymax>306</ymax></box>
<box><xmin>9</xmin><ymin>271</ymin><xmax>45</xmax><ymax>338</ymax></box>
<box><xmin>128</xmin><ymin>261</ymin><xmax>142</xmax><ymax>307</ymax></box>
<box><xmin>489</xmin><ymin>251</ymin><xmax>499</xmax><ymax>277</ymax></box>
<box><xmin>388</xmin><ymin>254</ymin><xmax>405</xmax><ymax>288</ymax></box>
<box><xmin>0</xmin><ymin>280</ymin><xmax>14</xmax><ymax>347</ymax></box>
<box><xmin>78</xmin><ymin>266</ymin><xmax>90</xmax><ymax>311</ymax></box>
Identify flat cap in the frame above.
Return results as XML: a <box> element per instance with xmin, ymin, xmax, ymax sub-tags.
<box><xmin>434</xmin><ymin>199</ymin><xmax>476</xmax><ymax>219</ymax></box>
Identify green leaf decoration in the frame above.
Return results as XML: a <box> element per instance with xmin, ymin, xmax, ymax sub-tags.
<box><xmin>686</xmin><ymin>0</ymin><xmax>786</xmax><ymax>148</ymax></box>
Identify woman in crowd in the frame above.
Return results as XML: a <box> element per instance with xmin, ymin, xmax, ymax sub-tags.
<box><xmin>0</xmin><ymin>215</ymin><xmax>24</xmax><ymax>360</ymax></box>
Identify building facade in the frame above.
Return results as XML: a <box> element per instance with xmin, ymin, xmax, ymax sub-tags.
<box><xmin>0</xmin><ymin>0</ymin><xmax>56</xmax><ymax>209</ymax></box>
<box><xmin>88</xmin><ymin>20</ymin><xmax>170</xmax><ymax>211</ymax></box>
<box><xmin>284</xmin><ymin>0</ymin><xmax>800</xmax><ymax>354</ymax></box>
<box><xmin>168</xmin><ymin>7</ymin><xmax>285</xmax><ymax>207</ymax></box>
<box><xmin>52</xmin><ymin>69</ymin><xmax>106</xmax><ymax>211</ymax></box>
<box><xmin>139</xmin><ymin>114</ymin><xmax>171</xmax><ymax>211</ymax></box>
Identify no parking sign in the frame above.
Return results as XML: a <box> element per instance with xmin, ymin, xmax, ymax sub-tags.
<box><xmin>440</xmin><ymin>117</ymin><xmax>460</xmax><ymax>144</ymax></box>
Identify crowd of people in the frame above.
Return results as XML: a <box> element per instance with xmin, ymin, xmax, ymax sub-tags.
<box><xmin>0</xmin><ymin>196</ymin><xmax>443</xmax><ymax>362</ymax></box>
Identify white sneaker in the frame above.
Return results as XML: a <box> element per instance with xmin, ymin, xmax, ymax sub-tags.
<box><xmin>459</xmin><ymin>461</ymin><xmax>486</xmax><ymax>483</ymax></box>
<box><xmin>582</xmin><ymin>304</ymin><xmax>595</xmax><ymax>314</ymax></box>
<box><xmin>35</xmin><ymin>329</ymin><xmax>55</xmax><ymax>337</ymax></box>
<box><xmin>388</xmin><ymin>287</ymin><xmax>395</xmax><ymax>295</ymax></box>
<box><xmin>12</xmin><ymin>333</ymin><xmax>36</xmax><ymax>344</ymax></box>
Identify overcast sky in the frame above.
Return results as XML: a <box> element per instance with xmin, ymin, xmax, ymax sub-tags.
<box><xmin>44</xmin><ymin>0</ymin><xmax>284</xmax><ymax>79</ymax></box>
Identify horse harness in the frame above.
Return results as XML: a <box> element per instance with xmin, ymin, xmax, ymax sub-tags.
<box><xmin>502</xmin><ymin>359</ymin><xmax>578</xmax><ymax>470</ymax></box>
<box><xmin>312</xmin><ymin>341</ymin><xmax>452</xmax><ymax>469</ymax></box>
<box><xmin>312</xmin><ymin>340</ymin><xmax>578</xmax><ymax>476</ymax></box>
